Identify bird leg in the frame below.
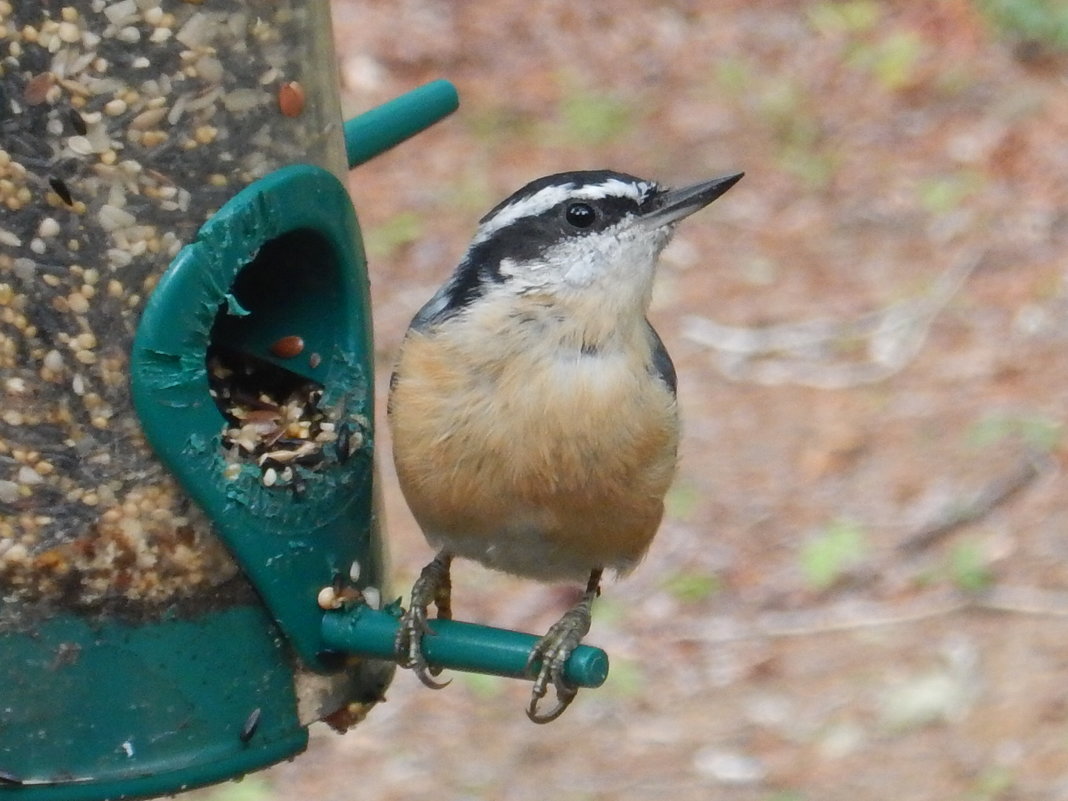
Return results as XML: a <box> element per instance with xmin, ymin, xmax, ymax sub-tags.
<box><xmin>395</xmin><ymin>550</ymin><xmax>453</xmax><ymax>689</ymax></box>
<box><xmin>526</xmin><ymin>568</ymin><xmax>603</xmax><ymax>723</ymax></box>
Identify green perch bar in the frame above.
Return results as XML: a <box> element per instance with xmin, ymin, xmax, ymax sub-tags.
<box><xmin>344</xmin><ymin>79</ymin><xmax>460</xmax><ymax>168</ymax></box>
<box><xmin>320</xmin><ymin>605</ymin><xmax>610</xmax><ymax>689</ymax></box>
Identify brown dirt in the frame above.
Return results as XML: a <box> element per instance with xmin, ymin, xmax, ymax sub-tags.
<box><xmin>194</xmin><ymin>2</ymin><xmax>1068</xmax><ymax>800</ymax></box>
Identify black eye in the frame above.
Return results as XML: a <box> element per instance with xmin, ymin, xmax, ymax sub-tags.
<box><xmin>565</xmin><ymin>202</ymin><xmax>596</xmax><ymax>228</ymax></box>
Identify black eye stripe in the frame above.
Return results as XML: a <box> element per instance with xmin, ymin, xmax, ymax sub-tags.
<box><xmin>419</xmin><ymin>171</ymin><xmax>661</xmax><ymax>328</ymax></box>
<box><xmin>454</xmin><ymin>192</ymin><xmax>648</xmax><ymax>300</ymax></box>
<box><xmin>563</xmin><ymin>195</ymin><xmax>642</xmax><ymax>233</ymax></box>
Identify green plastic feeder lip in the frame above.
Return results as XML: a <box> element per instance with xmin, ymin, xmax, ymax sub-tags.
<box><xmin>132</xmin><ymin>162</ymin><xmax>372</xmax><ymax>672</ymax></box>
<box><xmin>131</xmin><ymin>80</ymin><xmax>461</xmax><ymax>671</ymax></box>
<box><xmin>132</xmin><ymin>77</ymin><xmax>610</xmax><ymax>692</ymax></box>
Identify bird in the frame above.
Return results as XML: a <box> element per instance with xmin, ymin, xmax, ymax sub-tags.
<box><xmin>388</xmin><ymin>168</ymin><xmax>743</xmax><ymax>722</ymax></box>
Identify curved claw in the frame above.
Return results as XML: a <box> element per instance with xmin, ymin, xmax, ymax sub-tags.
<box><xmin>395</xmin><ymin>551</ymin><xmax>453</xmax><ymax>689</ymax></box>
<box><xmin>523</xmin><ymin>570</ymin><xmax>600</xmax><ymax>723</ymax></box>
<box><xmin>525</xmin><ymin>632</ymin><xmax>582</xmax><ymax>722</ymax></box>
<box><xmin>395</xmin><ymin>608</ymin><xmax>451</xmax><ymax>689</ymax></box>
<box><xmin>413</xmin><ymin>657</ymin><xmax>452</xmax><ymax>690</ymax></box>
<box><xmin>525</xmin><ymin>667</ymin><xmax>578</xmax><ymax>724</ymax></box>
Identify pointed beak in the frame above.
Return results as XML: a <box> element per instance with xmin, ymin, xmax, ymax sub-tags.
<box><xmin>641</xmin><ymin>172</ymin><xmax>744</xmax><ymax>228</ymax></box>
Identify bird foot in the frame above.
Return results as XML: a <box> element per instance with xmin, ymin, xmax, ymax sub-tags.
<box><xmin>395</xmin><ymin>552</ymin><xmax>452</xmax><ymax>689</ymax></box>
<box><xmin>525</xmin><ymin>574</ymin><xmax>599</xmax><ymax>723</ymax></box>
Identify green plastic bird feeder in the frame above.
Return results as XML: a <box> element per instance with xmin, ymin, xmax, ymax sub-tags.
<box><xmin>0</xmin><ymin>2</ymin><xmax>606</xmax><ymax>798</ymax></box>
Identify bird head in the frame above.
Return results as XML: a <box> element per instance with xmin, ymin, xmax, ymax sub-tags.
<box><xmin>411</xmin><ymin>169</ymin><xmax>743</xmax><ymax>329</ymax></box>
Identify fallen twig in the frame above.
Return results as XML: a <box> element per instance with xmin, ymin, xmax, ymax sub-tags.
<box><xmin>682</xmin><ymin>248</ymin><xmax>985</xmax><ymax>388</ymax></box>
<box><xmin>667</xmin><ymin>584</ymin><xmax>1068</xmax><ymax>645</ymax></box>
<box><xmin>897</xmin><ymin>450</ymin><xmax>1051</xmax><ymax>553</ymax></box>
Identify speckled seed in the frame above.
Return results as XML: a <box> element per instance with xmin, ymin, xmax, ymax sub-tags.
<box><xmin>308</xmin><ymin>352</ymin><xmax>321</xmax><ymax>369</ymax></box>
<box><xmin>269</xmin><ymin>335</ymin><xmax>304</xmax><ymax>358</ymax></box>
<box><xmin>317</xmin><ymin>585</ymin><xmax>342</xmax><ymax>610</ymax></box>
<box><xmin>277</xmin><ymin>81</ymin><xmax>305</xmax><ymax>118</ymax></box>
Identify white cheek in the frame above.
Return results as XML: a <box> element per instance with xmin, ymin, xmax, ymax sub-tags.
<box><xmin>561</xmin><ymin>256</ymin><xmax>597</xmax><ymax>287</ymax></box>
<box><xmin>499</xmin><ymin>256</ymin><xmax>557</xmax><ymax>294</ymax></box>
<box><xmin>524</xmin><ymin>225</ymin><xmax>674</xmax><ymax>299</ymax></box>
<box><xmin>554</xmin><ymin>237</ymin><xmax>615</xmax><ymax>288</ymax></box>
<box><xmin>498</xmin><ymin>257</ymin><xmax>521</xmax><ymax>279</ymax></box>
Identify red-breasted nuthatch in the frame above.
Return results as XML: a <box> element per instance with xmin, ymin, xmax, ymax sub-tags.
<box><xmin>389</xmin><ymin>169</ymin><xmax>743</xmax><ymax>722</ymax></box>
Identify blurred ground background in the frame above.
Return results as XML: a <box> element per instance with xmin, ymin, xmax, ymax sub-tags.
<box><xmin>192</xmin><ymin>1</ymin><xmax>1068</xmax><ymax>799</ymax></box>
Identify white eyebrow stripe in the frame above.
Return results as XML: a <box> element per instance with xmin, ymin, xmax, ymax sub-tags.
<box><xmin>472</xmin><ymin>178</ymin><xmax>655</xmax><ymax>245</ymax></box>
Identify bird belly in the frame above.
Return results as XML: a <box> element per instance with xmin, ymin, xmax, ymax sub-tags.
<box><xmin>390</xmin><ymin>330</ymin><xmax>679</xmax><ymax>582</ymax></box>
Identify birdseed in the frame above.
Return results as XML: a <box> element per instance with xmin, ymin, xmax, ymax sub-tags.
<box><xmin>208</xmin><ymin>348</ymin><xmax>368</xmax><ymax>491</ymax></box>
<box><xmin>0</xmin><ymin>0</ymin><xmax>349</xmax><ymax>613</ymax></box>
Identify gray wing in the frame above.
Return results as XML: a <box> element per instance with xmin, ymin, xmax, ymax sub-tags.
<box><xmin>645</xmin><ymin>320</ymin><xmax>677</xmax><ymax>396</ymax></box>
<box><xmin>407</xmin><ymin>281</ymin><xmax>454</xmax><ymax>332</ymax></box>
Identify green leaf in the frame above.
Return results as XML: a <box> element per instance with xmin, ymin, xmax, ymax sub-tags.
<box><xmin>917</xmin><ymin>171</ymin><xmax>984</xmax><ymax>215</ymax></box>
<box><xmin>714</xmin><ymin>57</ymin><xmax>755</xmax><ymax>96</ymax></box>
<box><xmin>661</xmin><ymin>571</ymin><xmax>722</xmax><ymax>603</ymax></box>
<box><xmin>807</xmin><ymin>0</ymin><xmax>881</xmax><ymax>35</ymax></box>
<box><xmin>800</xmin><ymin>519</ymin><xmax>867</xmax><ymax>591</ymax></box>
<box><xmin>974</xmin><ymin>0</ymin><xmax>1068</xmax><ymax>52</ymax></box>
<box><xmin>966</xmin><ymin>413</ymin><xmax>1062</xmax><ymax>453</ymax></box>
<box><xmin>554</xmin><ymin>86</ymin><xmax>635</xmax><ymax>146</ymax></box>
<box><xmin>664</xmin><ymin>482</ymin><xmax>700</xmax><ymax>520</ymax></box>
<box><xmin>949</xmin><ymin>540</ymin><xmax>994</xmax><ymax>593</ymax></box>
<box><xmin>186</xmin><ymin>775</ymin><xmax>274</xmax><ymax>801</ymax></box>
<box><xmin>457</xmin><ymin>671</ymin><xmax>504</xmax><ymax>699</ymax></box>
<box><xmin>970</xmin><ymin>765</ymin><xmax>1015</xmax><ymax>800</ymax></box>
<box><xmin>602</xmin><ymin>656</ymin><xmax>645</xmax><ymax>697</ymax></box>
<box><xmin>364</xmin><ymin>211</ymin><xmax>423</xmax><ymax>260</ymax></box>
